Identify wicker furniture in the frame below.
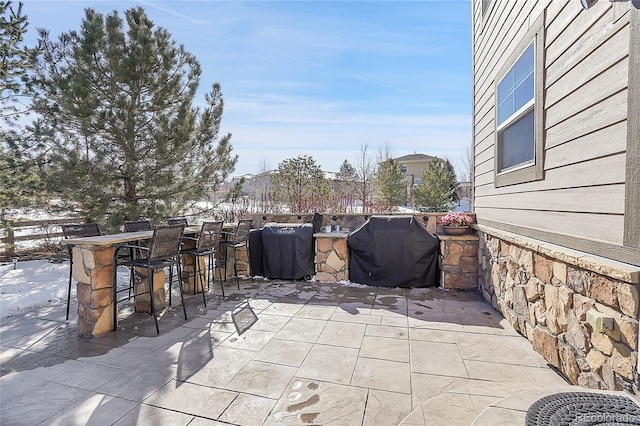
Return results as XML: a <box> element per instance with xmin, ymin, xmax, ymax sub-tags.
<box><xmin>122</xmin><ymin>220</ymin><xmax>152</xmax><ymax>297</ymax></box>
<box><xmin>62</xmin><ymin>223</ymin><xmax>101</xmax><ymax>320</ymax></box>
<box><xmin>124</xmin><ymin>220</ymin><xmax>152</xmax><ymax>232</ymax></box>
<box><xmin>113</xmin><ymin>224</ymin><xmax>185</xmax><ymax>335</ymax></box>
<box><xmin>220</xmin><ymin>219</ymin><xmax>254</xmax><ymax>291</ymax></box>
<box><xmin>181</xmin><ymin>221</ymin><xmax>224</xmax><ymax>301</ymax></box>
<box><xmin>168</xmin><ymin>217</ymin><xmax>188</xmax><ymax>226</ymax></box>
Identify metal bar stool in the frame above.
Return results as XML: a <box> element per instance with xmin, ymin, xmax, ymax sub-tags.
<box><xmin>180</xmin><ymin>221</ymin><xmax>224</xmax><ymax>303</ymax></box>
<box><xmin>62</xmin><ymin>223</ymin><xmax>101</xmax><ymax>320</ymax></box>
<box><xmin>168</xmin><ymin>217</ymin><xmax>188</xmax><ymax>226</ymax></box>
<box><xmin>220</xmin><ymin>219</ymin><xmax>254</xmax><ymax>293</ymax></box>
<box><xmin>123</xmin><ymin>220</ymin><xmax>152</xmax><ymax>298</ymax></box>
<box><xmin>124</xmin><ymin>220</ymin><xmax>151</xmax><ymax>232</ymax></box>
<box><xmin>113</xmin><ymin>224</ymin><xmax>185</xmax><ymax>335</ymax></box>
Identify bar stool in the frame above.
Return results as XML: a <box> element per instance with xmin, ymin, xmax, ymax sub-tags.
<box><xmin>220</xmin><ymin>219</ymin><xmax>253</xmax><ymax>294</ymax></box>
<box><xmin>113</xmin><ymin>224</ymin><xmax>185</xmax><ymax>335</ymax></box>
<box><xmin>180</xmin><ymin>221</ymin><xmax>224</xmax><ymax>303</ymax></box>
<box><xmin>62</xmin><ymin>223</ymin><xmax>101</xmax><ymax>320</ymax></box>
<box><xmin>124</xmin><ymin>220</ymin><xmax>151</xmax><ymax>232</ymax></box>
<box><xmin>168</xmin><ymin>217</ymin><xmax>188</xmax><ymax>226</ymax></box>
<box><xmin>122</xmin><ymin>220</ymin><xmax>152</xmax><ymax>298</ymax></box>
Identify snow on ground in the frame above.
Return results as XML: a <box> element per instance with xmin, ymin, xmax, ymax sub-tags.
<box><xmin>0</xmin><ymin>259</ymin><xmax>130</xmax><ymax>319</ymax></box>
<box><xmin>0</xmin><ymin>259</ymin><xmax>69</xmax><ymax>318</ymax></box>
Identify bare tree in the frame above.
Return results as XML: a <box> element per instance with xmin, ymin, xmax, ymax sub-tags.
<box><xmin>354</xmin><ymin>143</ymin><xmax>376</xmax><ymax>213</ymax></box>
<box><xmin>458</xmin><ymin>144</ymin><xmax>474</xmax><ymax>203</ymax></box>
<box><xmin>377</xmin><ymin>141</ymin><xmax>394</xmax><ymax>162</ymax></box>
<box><xmin>249</xmin><ymin>159</ymin><xmax>273</xmax><ymax>212</ymax></box>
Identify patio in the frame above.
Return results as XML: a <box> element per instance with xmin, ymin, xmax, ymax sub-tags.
<box><xmin>0</xmin><ymin>277</ymin><xmax>604</xmax><ymax>425</ymax></box>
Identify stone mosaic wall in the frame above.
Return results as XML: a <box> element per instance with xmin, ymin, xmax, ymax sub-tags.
<box><xmin>73</xmin><ymin>246</ymin><xmax>116</xmax><ymax>336</ymax></box>
<box><xmin>439</xmin><ymin>235</ymin><xmax>478</xmax><ymax>290</ymax></box>
<box><xmin>314</xmin><ymin>234</ymin><xmax>349</xmax><ymax>283</ymax></box>
<box><xmin>478</xmin><ymin>229</ymin><xmax>640</xmax><ymax>392</ymax></box>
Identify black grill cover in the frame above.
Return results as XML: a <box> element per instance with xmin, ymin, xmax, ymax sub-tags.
<box><xmin>249</xmin><ymin>229</ymin><xmax>263</xmax><ymax>277</ymax></box>
<box><xmin>347</xmin><ymin>216</ymin><xmax>439</xmax><ymax>287</ymax></box>
<box><xmin>261</xmin><ymin>223</ymin><xmax>314</xmax><ymax>280</ymax></box>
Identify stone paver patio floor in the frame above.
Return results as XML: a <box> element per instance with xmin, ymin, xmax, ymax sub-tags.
<box><xmin>0</xmin><ymin>278</ymin><xmax>592</xmax><ymax>425</ymax></box>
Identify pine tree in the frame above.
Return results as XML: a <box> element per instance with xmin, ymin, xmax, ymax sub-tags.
<box><xmin>29</xmin><ymin>7</ymin><xmax>237</xmax><ymax>229</ymax></box>
<box><xmin>270</xmin><ymin>155</ymin><xmax>329</xmax><ymax>212</ymax></box>
<box><xmin>334</xmin><ymin>159</ymin><xmax>357</xmax><ymax>211</ymax></box>
<box><xmin>1</xmin><ymin>1</ymin><xmax>33</xmax><ymax>125</ymax></box>
<box><xmin>414</xmin><ymin>158</ymin><xmax>459</xmax><ymax>212</ymax></box>
<box><xmin>0</xmin><ymin>1</ymin><xmax>45</xmax><ymax>216</ymax></box>
<box><xmin>375</xmin><ymin>159</ymin><xmax>407</xmax><ymax>209</ymax></box>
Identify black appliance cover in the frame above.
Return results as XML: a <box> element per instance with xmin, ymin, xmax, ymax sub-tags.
<box><xmin>347</xmin><ymin>216</ymin><xmax>439</xmax><ymax>287</ymax></box>
<box><xmin>248</xmin><ymin>229</ymin><xmax>263</xmax><ymax>277</ymax></box>
<box><xmin>261</xmin><ymin>223</ymin><xmax>314</xmax><ymax>280</ymax></box>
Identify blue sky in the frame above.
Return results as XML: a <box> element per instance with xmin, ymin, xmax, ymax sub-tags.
<box><xmin>21</xmin><ymin>0</ymin><xmax>472</xmax><ymax>178</ymax></box>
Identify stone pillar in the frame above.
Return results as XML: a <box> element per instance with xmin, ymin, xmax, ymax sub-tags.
<box><xmin>180</xmin><ymin>238</ymin><xmax>207</xmax><ymax>293</ymax></box>
<box><xmin>219</xmin><ymin>245</ymin><xmax>249</xmax><ymax>278</ymax></box>
<box><xmin>133</xmin><ymin>268</ymin><xmax>166</xmax><ymax>313</ymax></box>
<box><xmin>438</xmin><ymin>235</ymin><xmax>479</xmax><ymax>290</ymax></box>
<box><xmin>73</xmin><ymin>246</ymin><xmax>116</xmax><ymax>337</ymax></box>
<box><xmin>73</xmin><ymin>245</ymin><xmax>172</xmax><ymax>337</ymax></box>
<box><xmin>314</xmin><ymin>233</ymin><xmax>349</xmax><ymax>282</ymax></box>
<box><xmin>235</xmin><ymin>246</ymin><xmax>250</xmax><ymax>277</ymax></box>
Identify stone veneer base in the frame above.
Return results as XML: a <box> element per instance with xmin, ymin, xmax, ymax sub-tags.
<box><xmin>477</xmin><ymin>224</ymin><xmax>640</xmax><ymax>393</ymax></box>
<box><xmin>314</xmin><ymin>232</ymin><xmax>349</xmax><ymax>283</ymax></box>
<box><xmin>438</xmin><ymin>234</ymin><xmax>479</xmax><ymax>291</ymax></box>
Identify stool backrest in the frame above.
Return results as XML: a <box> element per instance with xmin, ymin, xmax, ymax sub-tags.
<box><xmin>168</xmin><ymin>217</ymin><xmax>188</xmax><ymax>226</ymax></box>
<box><xmin>149</xmin><ymin>225</ymin><xmax>184</xmax><ymax>260</ymax></box>
<box><xmin>233</xmin><ymin>219</ymin><xmax>253</xmax><ymax>243</ymax></box>
<box><xmin>124</xmin><ymin>220</ymin><xmax>151</xmax><ymax>232</ymax></box>
<box><xmin>62</xmin><ymin>223</ymin><xmax>101</xmax><ymax>239</ymax></box>
<box><xmin>198</xmin><ymin>221</ymin><xmax>223</xmax><ymax>250</ymax></box>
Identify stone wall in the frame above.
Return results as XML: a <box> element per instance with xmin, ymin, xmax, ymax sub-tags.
<box><xmin>477</xmin><ymin>225</ymin><xmax>640</xmax><ymax>392</ymax></box>
<box><xmin>73</xmin><ymin>246</ymin><xmax>116</xmax><ymax>336</ymax></box>
<box><xmin>314</xmin><ymin>234</ymin><xmax>349</xmax><ymax>283</ymax></box>
<box><xmin>439</xmin><ymin>235</ymin><xmax>479</xmax><ymax>290</ymax></box>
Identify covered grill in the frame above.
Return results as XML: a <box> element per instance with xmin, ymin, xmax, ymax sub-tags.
<box><xmin>347</xmin><ymin>216</ymin><xmax>439</xmax><ymax>288</ymax></box>
<box><xmin>259</xmin><ymin>223</ymin><xmax>314</xmax><ymax>280</ymax></box>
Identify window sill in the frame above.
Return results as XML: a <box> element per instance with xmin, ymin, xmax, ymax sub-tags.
<box><xmin>494</xmin><ymin>162</ymin><xmax>543</xmax><ymax>187</ymax></box>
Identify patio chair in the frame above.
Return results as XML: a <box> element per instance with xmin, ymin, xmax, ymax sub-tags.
<box><xmin>113</xmin><ymin>224</ymin><xmax>185</xmax><ymax>335</ymax></box>
<box><xmin>62</xmin><ymin>223</ymin><xmax>101</xmax><ymax>320</ymax></box>
<box><xmin>122</xmin><ymin>220</ymin><xmax>152</xmax><ymax>297</ymax></box>
<box><xmin>168</xmin><ymin>217</ymin><xmax>188</xmax><ymax>226</ymax></box>
<box><xmin>220</xmin><ymin>219</ymin><xmax>254</xmax><ymax>293</ymax></box>
<box><xmin>180</xmin><ymin>221</ymin><xmax>224</xmax><ymax>303</ymax></box>
<box><xmin>124</xmin><ymin>220</ymin><xmax>151</xmax><ymax>232</ymax></box>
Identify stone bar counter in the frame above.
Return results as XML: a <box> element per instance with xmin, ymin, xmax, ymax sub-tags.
<box><xmin>64</xmin><ymin>226</ymin><xmax>201</xmax><ymax>337</ymax></box>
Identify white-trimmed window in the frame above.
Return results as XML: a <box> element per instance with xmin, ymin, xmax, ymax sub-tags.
<box><xmin>494</xmin><ymin>14</ymin><xmax>544</xmax><ymax>187</ymax></box>
<box><xmin>497</xmin><ymin>42</ymin><xmax>534</xmax><ymax>172</ymax></box>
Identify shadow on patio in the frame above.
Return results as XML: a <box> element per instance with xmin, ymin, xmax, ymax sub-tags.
<box><xmin>1</xmin><ymin>277</ymin><xmax>570</xmax><ymax>425</ymax></box>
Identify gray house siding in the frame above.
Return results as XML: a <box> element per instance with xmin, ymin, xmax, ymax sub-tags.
<box><xmin>472</xmin><ymin>0</ymin><xmax>639</xmax><ymax>267</ymax></box>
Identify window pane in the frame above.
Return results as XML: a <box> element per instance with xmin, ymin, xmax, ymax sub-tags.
<box><xmin>514</xmin><ymin>44</ymin><xmax>534</xmax><ymax>86</ymax></box>
<box><xmin>514</xmin><ymin>73</ymin><xmax>534</xmax><ymax>112</ymax></box>
<box><xmin>499</xmin><ymin>109</ymin><xmax>535</xmax><ymax>171</ymax></box>
<box><xmin>498</xmin><ymin>68</ymin><xmax>514</xmax><ymax>103</ymax></box>
<box><xmin>497</xmin><ymin>42</ymin><xmax>534</xmax><ymax>126</ymax></box>
<box><xmin>497</xmin><ymin>93</ymin><xmax>513</xmax><ymax>124</ymax></box>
